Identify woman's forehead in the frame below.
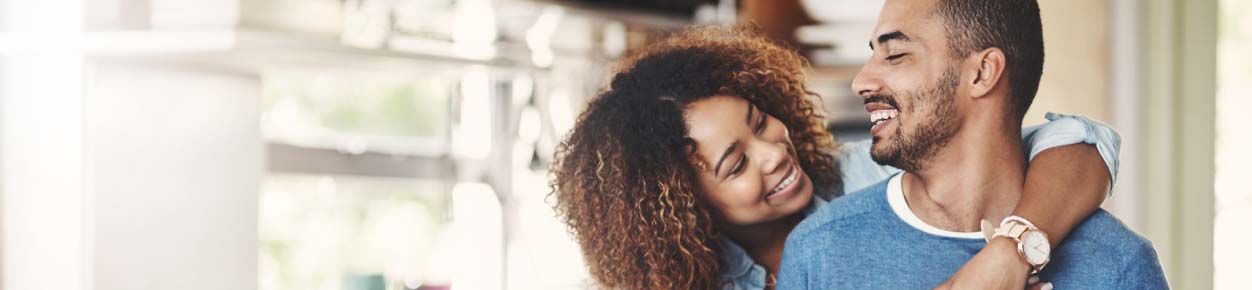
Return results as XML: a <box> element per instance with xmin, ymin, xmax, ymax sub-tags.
<box><xmin>684</xmin><ymin>96</ymin><xmax>750</xmax><ymax>140</ymax></box>
<box><xmin>684</xmin><ymin>96</ymin><xmax>752</xmax><ymax>169</ymax></box>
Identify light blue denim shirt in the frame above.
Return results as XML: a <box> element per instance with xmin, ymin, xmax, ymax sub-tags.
<box><xmin>718</xmin><ymin>112</ymin><xmax>1122</xmax><ymax>290</ymax></box>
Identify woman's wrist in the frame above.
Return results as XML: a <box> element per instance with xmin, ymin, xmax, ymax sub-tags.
<box><xmin>987</xmin><ymin>236</ymin><xmax>1032</xmax><ymax>274</ymax></box>
<box><xmin>942</xmin><ymin>236</ymin><xmax>1034</xmax><ymax>290</ymax></box>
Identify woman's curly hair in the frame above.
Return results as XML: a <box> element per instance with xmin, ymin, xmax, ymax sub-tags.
<box><xmin>549</xmin><ymin>25</ymin><xmax>840</xmax><ymax>289</ymax></box>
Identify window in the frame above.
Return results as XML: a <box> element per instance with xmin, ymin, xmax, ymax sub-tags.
<box><xmin>259</xmin><ymin>71</ymin><xmax>472</xmax><ymax>290</ymax></box>
<box><xmin>259</xmin><ymin>175</ymin><xmax>452</xmax><ymax>290</ymax></box>
<box><xmin>1214</xmin><ymin>0</ymin><xmax>1252</xmax><ymax>288</ymax></box>
<box><xmin>258</xmin><ymin>68</ymin><xmax>588</xmax><ymax>290</ymax></box>
<box><xmin>261</xmin><ymin>71</ymin><xmax>452</xmax><ymax>156</ymax></box>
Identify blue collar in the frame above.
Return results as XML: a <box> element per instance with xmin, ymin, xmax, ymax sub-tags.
<box><xmin>718</xmin><ymin>196</ymin><xmax>829</xmax><ymax>288</ymax></box>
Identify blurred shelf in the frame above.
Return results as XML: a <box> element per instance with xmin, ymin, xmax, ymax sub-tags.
<box><xmin>85</xmin><ymin>28</ymin><xmax>553</xmax><ymax>78</ymax></box>
<box><xmin>807</xmin><ymin>64</ymin><xmax>868</xmax><ymax>127</ymax></box>
<box><xmin>267</xmin><ymin>143</ymin><xmax>455</xmax><ymax>179</ymax></box>
<box><xmin>810</xmin><ymin>65</ymin><xmax>862</xmax><ymax>80</ymax></box>
<box><xmin>86</xmin><ymin>29</ymin><xmax>238</xmax><ymax>54</ymax></box>
<box><xmin>530</xmin><ymin>0</ymin><xmax>694</xmax><ymax>30</ymax></box>
<box><xmin>0</xmin><ymin>29</ymin><xmax>235</xmax><ymax>54</ymax></box>
<box><xmin>236</xmin><ymin>29</ymin><xmax>543</xmax><ymax>70</ymax></box>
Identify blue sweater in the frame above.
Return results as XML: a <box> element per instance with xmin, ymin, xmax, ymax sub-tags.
<box><xmin>777</xmin><ymin>174</ymin><xmax>1168</xmax><ymax>290</ymax></box>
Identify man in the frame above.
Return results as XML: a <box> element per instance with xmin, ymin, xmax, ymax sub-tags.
<box><xmin>776</xmin><ymin>0</ymin><xmax>1169</xmax><ymax>289</ymax></box>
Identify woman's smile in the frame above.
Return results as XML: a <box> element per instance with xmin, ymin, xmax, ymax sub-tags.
<box><xmin>765</xmin><ymin>161</ymin><xmax>803</xmax><ymax>202</ymax></box>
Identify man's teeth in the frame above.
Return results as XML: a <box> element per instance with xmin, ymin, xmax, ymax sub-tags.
<box><xmin>870</xmin><ymin>110</ymin><xmax>899</xmax><ymax>125</ymax></box>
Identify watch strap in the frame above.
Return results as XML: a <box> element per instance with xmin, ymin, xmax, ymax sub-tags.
<box><xmin>1001</xmin><ymin>215</ymin><xmax>1039</xmax><ymax>229</ymax></box>
<box><xmin>980</xmin><ymin>219</ymin><xmax>997</xmax><ymax>242</ymax></box>
<box><xmin>993</xmin><ymin>223</ymin><xmax>1029</xmax><ymax>241</ymax></box>
<box><xmin>997</xmin><ymin>216</ymin><xmax>1050</xmax><ymax>274</ymax></box>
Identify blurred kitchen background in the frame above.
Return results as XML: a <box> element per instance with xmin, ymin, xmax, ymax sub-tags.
<box><xmin>0</xmin><ymin>0</ymin><xmax>1246</xmax><ymax>290</ymax></box>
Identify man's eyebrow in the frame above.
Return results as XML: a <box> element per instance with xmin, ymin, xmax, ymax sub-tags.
<box><xmin>714</xmin><ymin>141</ymin><xmax>739</xmax><ymax>176</ymax></box>
<box><xmin>870</xmin><ymin>31</ymin><xmax>910</xmax><ymax>50</ymax></box>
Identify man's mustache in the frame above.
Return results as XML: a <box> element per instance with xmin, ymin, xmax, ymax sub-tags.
<box><xmin>864</xmin><ymin>94</ymin><xmax>900</xmax><ymax>109</ymax></box>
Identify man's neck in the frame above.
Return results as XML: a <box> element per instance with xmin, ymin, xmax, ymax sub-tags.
<box><xmin>902</xmin><ymin>119</ymin><xmax>1026</xmax><ymax>232</ymax></box>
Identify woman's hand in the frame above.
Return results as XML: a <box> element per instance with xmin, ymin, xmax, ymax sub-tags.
<box><xmin>933</xmin><ymin>238</ymin><xmax>1053</xmax><ymax>290</ymax></box>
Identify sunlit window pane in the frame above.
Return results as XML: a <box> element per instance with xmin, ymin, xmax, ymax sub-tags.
<box><xmin>261</xmin><ymin>72</ymin><xmax>453</xmax><ymax>155</ymax></box>
<box><xmin>1214</xmin><ymin>0</ymin><xmax>1252</xmax><ymax>289</ymax></box>
<box><xmin>259</xmin><ymin>174</ymin><xmax>450</xmax><ymax>290</ymax></box>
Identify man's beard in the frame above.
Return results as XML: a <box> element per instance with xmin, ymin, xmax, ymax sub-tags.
<box><xmin>870</xmin><ymin>66</ymin><xmax>960</xmax><ymax>172</ymax></box>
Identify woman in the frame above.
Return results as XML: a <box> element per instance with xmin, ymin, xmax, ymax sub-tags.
<box><xmin>549</xmin><ymin>26</ymin><xmax>1117</xmax><ymax>290</ymax></box>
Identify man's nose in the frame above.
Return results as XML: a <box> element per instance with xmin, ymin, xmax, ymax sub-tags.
<box><xmin>851</xmin><ymin>64</ymin><xmax>884</xmax><ymax>99</ymax></box>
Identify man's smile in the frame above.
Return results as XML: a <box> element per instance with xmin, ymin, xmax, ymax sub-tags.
<box><xmin>865</xmin><ymin>95</ymin><xmax>901</xmax><ymax>137</ymax></box>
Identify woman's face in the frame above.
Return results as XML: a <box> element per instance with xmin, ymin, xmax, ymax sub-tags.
<box><xmin>685</xmin><ymin>95</ymin><xmax>814</xmax><ymax>226</ymax></box>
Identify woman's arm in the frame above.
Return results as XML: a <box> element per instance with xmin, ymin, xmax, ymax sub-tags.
<box><xmin>835</xmin><ymin>113</ymin><xmax>1120</xmax><ymax>200</ymax></box>
<box><xmin>938</xmin><ymin>114</ymin><xmax>1121</xmax><ymax>290</ymax></box>
<box><xmin>1016</xmin><ymin>144</ymin><xmax>1110</xmax><ymax>245</ymax></box>
<box><xmin>937</xmin><ymin>144</ymin><xmax>1109</xmax><ymax>290</ymax></box>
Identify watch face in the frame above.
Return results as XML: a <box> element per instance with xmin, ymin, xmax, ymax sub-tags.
<box><xmin>1022</xmin><ymin>230</ymin><xmax>1051</xmax><ymax>265</ymax></box>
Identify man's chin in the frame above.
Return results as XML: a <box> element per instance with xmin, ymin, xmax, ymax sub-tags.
<box><xmin>870</xmin><ymin>135</ymin><xmax>888</xmax><ymax>153</ymax></box>
<box><xmin>869</xmin><ymin>144</ymin><xmax>898</xmax><ymax>167</ymax></box>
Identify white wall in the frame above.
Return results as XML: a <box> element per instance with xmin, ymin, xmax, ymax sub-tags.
<box><xmin>86</xmin><ymin>61</ymin><xmax>261</xmax><ymax>290</ymax></box>
<box><xmin>3</xmin><ymin>59</ymin><xmax>263</xmax><ymax>290</ymax></box>
<box><xmin>1</xmin><ymin>45</ymin><xmax>91</xmax><ymax>290</ymax></box>
<box><xmin>2</xmin><ymin>1</ymin><xmax>89</xmax><ymax>289</ymax></box>
<box><xmin>1030</xmin><ymin>0</ymin><xmax>1111</xmax><ymax>123</ymax></box>
<box><xmin>3</xmin><ymin>1</ymin><xmax>259</xmax><ymax>289</ymax></box>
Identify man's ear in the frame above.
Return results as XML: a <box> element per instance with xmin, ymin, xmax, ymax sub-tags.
<box><xmin>968</xmin><ymin>48</ymin><xmax>1006</xmax><ymax>99</ymax></box>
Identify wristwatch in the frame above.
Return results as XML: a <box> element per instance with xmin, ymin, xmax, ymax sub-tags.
<box><xmin>992</xmin><ymin>215</ymin><xmax>1051</xmax><ymax>274</ymax></box>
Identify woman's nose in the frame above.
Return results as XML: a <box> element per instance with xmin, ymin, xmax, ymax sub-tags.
<box><xmin>756</xmin><ymin>141</ymin><xmax>790</xmax><ymax>175</ymax></box>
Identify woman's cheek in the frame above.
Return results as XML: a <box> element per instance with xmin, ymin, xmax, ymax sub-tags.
<box><xmin>729</xmin><ymin>178</ymin><xmax>762</xmax><ymax>204</ymax></box>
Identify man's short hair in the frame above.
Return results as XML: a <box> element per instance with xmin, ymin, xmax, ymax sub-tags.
<box><xmin>934</xmin><ymin>0</ymin><xmax>1044</xmax><ymax>119</ymax></box>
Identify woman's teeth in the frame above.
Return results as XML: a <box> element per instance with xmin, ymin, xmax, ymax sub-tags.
<box><xmin>769</xmin><ymin>164</ymin><xmax>798</xmax><ymax>196</ymax></box>
<box><xmin>871</xmin><ymin>110</ymin><xmax>899</xmax><ymax>126</ymax></box>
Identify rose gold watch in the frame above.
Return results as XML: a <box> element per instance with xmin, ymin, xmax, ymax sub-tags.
<box><xmin>992</xmin><ymin>216</ymin><xmax>1051</xmax><ymax>274</ymax></box>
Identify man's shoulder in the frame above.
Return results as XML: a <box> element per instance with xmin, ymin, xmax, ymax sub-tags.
<box><xmin>779</xmin><ymin>178</ymin><xmax>896</xmax><ymax>290</ymax></box>
<box><xmin>789</xmin><ymin>177</ymin><xmax>891</xmax><ymax>242</ymax></box>
<box><xmin>1066</xmin><ymin>210</ymin><xmax>1156</xmax><ymax>253</ymax></box>
<box><xmin>1046</xmin><ymin>210</ymin><xmax>1169</xmax><ymax>289</ymax></box>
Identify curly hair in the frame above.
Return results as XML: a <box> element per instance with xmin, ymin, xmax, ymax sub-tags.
<box><xmin>549</xmin><ymin>25</ymin><xmax>840</xmax><ymax>290</ymax></box>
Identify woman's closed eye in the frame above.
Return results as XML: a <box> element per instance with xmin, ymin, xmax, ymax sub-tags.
<box><xmin>754</xmin><ymin>112</ymin><xmax>768</xmax><ymax>134</ymax></box>
<box><xmin>729</xmin><ymin>154</ymin><xmax>748</xmax><ymax>177</ymax></box>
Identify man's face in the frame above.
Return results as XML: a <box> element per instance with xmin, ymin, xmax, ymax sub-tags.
<box><xmin>853</xmin><ymin>0</ymin><xmax>964</xmax><ymax>172</ymax></box>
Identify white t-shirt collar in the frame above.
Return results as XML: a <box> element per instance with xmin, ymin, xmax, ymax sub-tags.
<box><xmin>885</xmin><ymin>173</ymin><xmax>986</xmax><ymax>239</ymax></box>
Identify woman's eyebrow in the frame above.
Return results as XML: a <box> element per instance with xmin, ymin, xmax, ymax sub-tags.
<box><xmin>714</xmin><ymin>102</ymin><xmax>755</xmax><ymax>176</ymax></box>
